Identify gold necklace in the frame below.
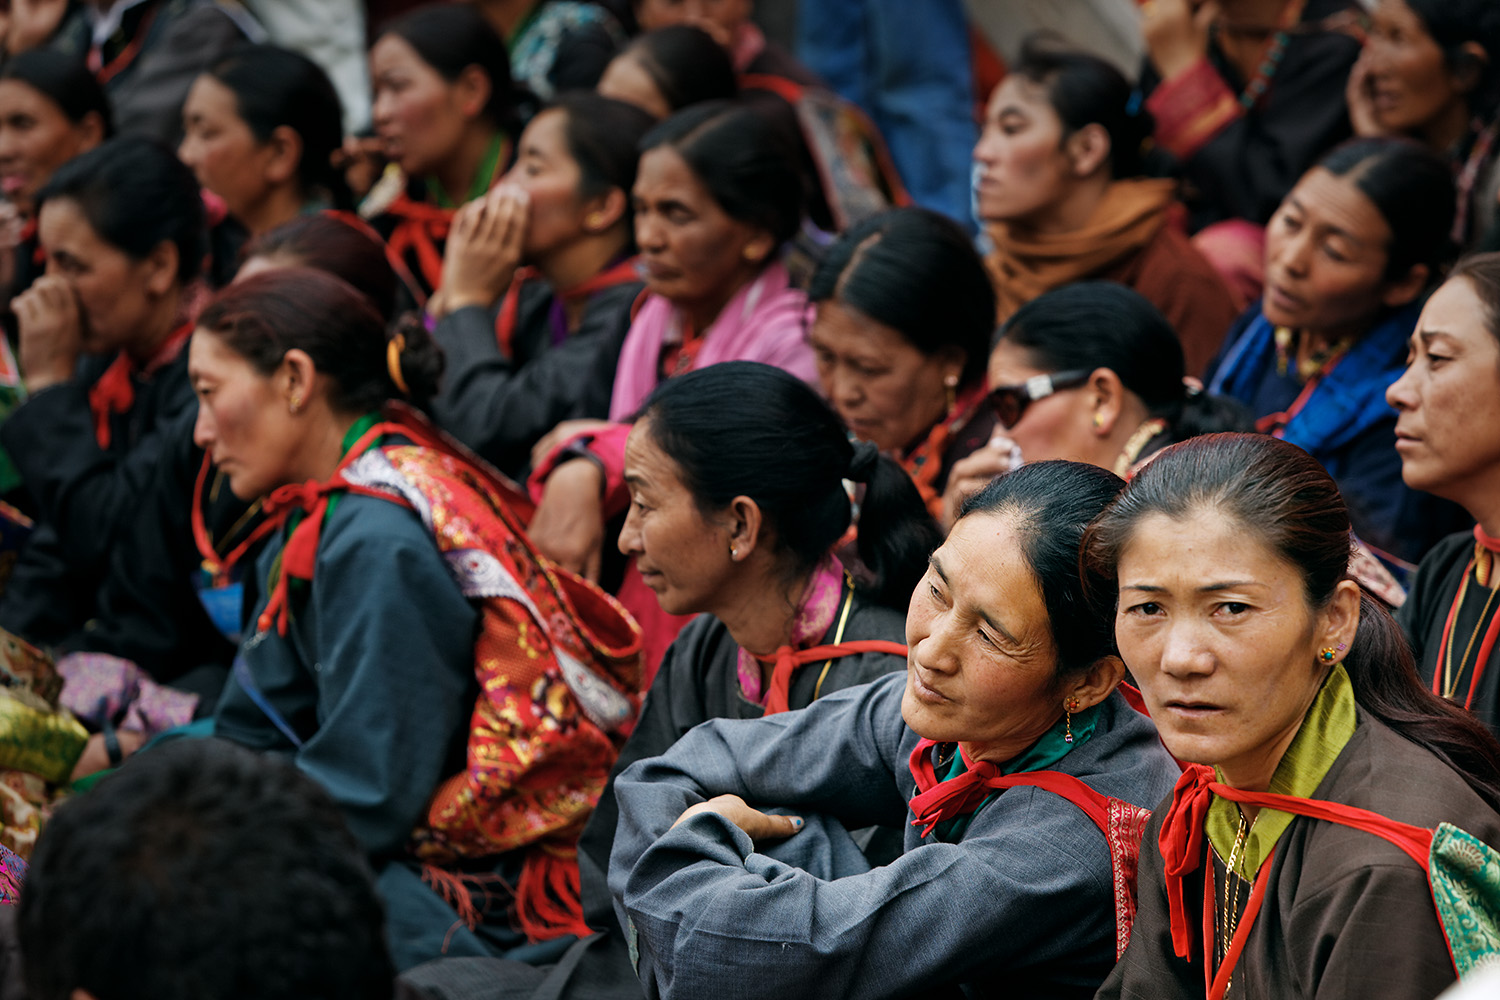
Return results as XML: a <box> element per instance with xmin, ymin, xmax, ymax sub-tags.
<box><xmin>1219</xmin><ymin>810</ymin><xmax>1252</xmax><ymax>992</ymax></box>
<box><xmin>1443</xmin><ymin>569</ymin><xmax>1500</xmax><ymax>700</ymax></box>
<box><xmin>1112</xmin><ymin>418</ymin><xmax>1169</xmax><ymax>478</ymax></box>
<box><xmin>1272</xmin><ymin>327</ymin><xmax>1353</xmax><ymax>381</ymax></box>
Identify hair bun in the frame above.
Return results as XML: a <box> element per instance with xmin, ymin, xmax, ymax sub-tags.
<box><xmin>847</xmin><ymin>440</ymin><xmax>880</xmax><ymax>482</ymax></box>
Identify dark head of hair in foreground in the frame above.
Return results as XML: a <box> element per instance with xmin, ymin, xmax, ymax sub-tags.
<box><xmin>1084</xmin><ymin>432</ymin><xmax>1500</xmax><ymax>808</ymax></box>
<box><xmin>959</xmin><ymin>460</ymin><xmax>1125</xmax><ymax>683</ymax></box>
<box><xmin>19</xmin><ymin>739</ymin><xmax>393</xmax><ymax>1000</ymax></box>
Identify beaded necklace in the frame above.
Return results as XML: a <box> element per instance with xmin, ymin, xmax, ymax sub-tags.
<box><xmin>1222</xmin><ymin>0</ymin><xmax>1308</xmax><ymax>110</ymax></box>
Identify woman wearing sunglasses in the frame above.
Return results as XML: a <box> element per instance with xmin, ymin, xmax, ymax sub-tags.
<box><xmin>805</xmin><ymin>207</ymin><xmax>997</xmax><ymax>528</ymax></box>
<box><xmin>942</xmin><ymin>283</ymin><xmax>1250</xmax><ymax>525</ymax></box>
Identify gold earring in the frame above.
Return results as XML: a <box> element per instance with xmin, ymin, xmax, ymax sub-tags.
<box><xmin>585</xmin><ymin>212</ymin><xmax>605</xmax><ymax>229</ymax></box>
<box><xmin>1064</xmin><ymin>697</ymin><xmax>1080</xmax><ymax>743</ymax></box>
<box><xmin>1319</xmin><ymin>646</ymin><xmax>1338</xmax><ymax>663</ymax></box>
<box><xmin>742</xmin><ymin>245</ymin><xmax>763</xmax><ymax>263</ymax></box>
<box><xmin>289</xmin><ymin>396</ymin><xmax>303</xmax><ymax>414</ymax></box>
<box><xmin>1092</xmin><ymin>412</ymin><xmax>1104</xmax><ymax>429</ymax></box>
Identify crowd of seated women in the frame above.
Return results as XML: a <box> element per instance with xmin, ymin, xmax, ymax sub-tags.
<box><xmin>4</xmin><ymin>2</ymin><xmax>1500</xmax><ymax>999</ymax></box>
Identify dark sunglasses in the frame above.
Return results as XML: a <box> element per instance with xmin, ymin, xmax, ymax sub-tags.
<box><xmin>986</xmin><ymin>369</ymin><xmax>1092</xmax><ymax>429</ymax></box>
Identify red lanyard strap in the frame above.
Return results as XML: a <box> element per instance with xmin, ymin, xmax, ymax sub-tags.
<box><xmin>1164</xmin><ymin>767</ymin><xmax>1438</xmax><ymax>998</ymax></box>
<box><xmin>191</xmin><ymin>453</ymin><xmax>277</xmax><ymax>585</ymax></box>
<box><xmin>1255</xmin><ymin>349</ymin><xmax>1347</xmax><ymax>438</ymax></box>
<box><xmin>90</xmin><ymin>4</ymin><xmax>158</xmax><ymax>84</ymax></box>
<box><xmin>1203</xmin><ymin>856</ymin><xmax>1274</xmax><ymax>1000</ymax></box>
<box><xmin>1432</xmin><ymin>527</ymin><xmax>1500</xmax><ymax>710</ymax></box>
<box><xmin>760</xmin><ymin>639</ymin><xmax>907</xmax><ymax>716</ymax></box>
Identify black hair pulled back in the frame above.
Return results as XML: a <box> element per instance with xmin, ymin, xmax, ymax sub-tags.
<box><xmin>639</xmin><ymin>361</ymin><xmax>938</xmax><ymax>609</ymax></box>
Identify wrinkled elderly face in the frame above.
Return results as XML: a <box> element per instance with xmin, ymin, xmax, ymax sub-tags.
<box><xmin>902</xmin><ymin>510</ymin><xmax>1068</xmax><ymax>764</ymax></box>
<box><xmin>1388</xmin><ymin>276</ymin><xmax>1500</xmax><ymax>509</ymax></box>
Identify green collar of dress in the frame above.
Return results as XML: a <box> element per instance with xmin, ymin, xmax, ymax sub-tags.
<box><xmin>269</xmin><ymin>412</ymin><xmax>386</xmax><ymax>619</ymax></box>
<box><xmin>287</xmin><ymin>412</ymin><xmax>382</xmax><ymax>532</ymax></box>
<box><xmin>341</xmin><ymin>412</ymin><xmax>382</xmax><ymax>454</ymax></box>
<box><xmin>1207</xmin><ymin>662</ymin><xmax>1357</xmax><ymax>878</ymax></box>
<box><xmin>423</xmin><ymin>133</ymin><xmax>507</xmax><ymax>209</ymax></box>
<box><xmin>934</xmin><ymin>702</ymin><xmax>1101</xmax><ymax>841</ymax></box>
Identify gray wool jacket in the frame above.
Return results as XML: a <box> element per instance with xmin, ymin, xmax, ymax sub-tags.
<box><xmin>609</xmin><ymin>671</ymin><xmax>1180</xmax><ymax>1000</ymax></box>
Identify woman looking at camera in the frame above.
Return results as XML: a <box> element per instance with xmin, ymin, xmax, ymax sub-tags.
<box><xmin>1093</xmin><ymin>432</ymin><xmax>1500</xmax><ymax>998</ymax></box>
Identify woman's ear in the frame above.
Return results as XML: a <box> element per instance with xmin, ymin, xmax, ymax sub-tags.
<box><xmin>279</xmin><ymin>347</ymin><xmax>318</xmax><ymax>412</ymax></box>
<box><xmin>1067</xmin><ymin>655</ymin><xmax>1127</xmax><ymax>712</ymax></box>
<box><xmin>264</xmin><ymin>125</ymin><xmax>305</xmax><ymax>187</ymax></box>
<box><xmin>1322</xmin><ymin>578</ymin><xmax>1362</xmax><ymax>654</ymax></box>
<box><xmin>1381</xmin><ymin>263</ymin><xmax>1430</xmax><ymax>310</ymax></box>
<box><xmin>455</xmin><ymin>64</ymin><xmax>493</xmax><ymax>121</ymax></box>
<box><xmin>1453</xmin><ymin>42</ymin><xmax>1489</xmax><ymax>96</ymax></box>
<box><xmin>583</xmin><ymin>187</ymin><xmax>628</xmax><ymax>233</ymax></box>
<box><xmin>77</xmin><ymin>110</ymin><xmax>105</xmax><ymax>150</ymax></box>
<box><xmin>934</xmin><ymin>345</ymin><xmax>967</xmax><ymax>385</ymax></box>
<box><xmin>724</xmin><ymin>495</ymin><xmax>764</xmax><ymax>561</ymax></box>
<box><xmin>143</xmin><ymin>239</ymin><xmax>180</xmax><ymax>297</ymax></box>
<box><xmin>1087</xmin><ymin>367</ymin><xmax>1126</xmax><ymax>436</ymax></box>
<box><xmin>740</xmin><ymin>229</ymin><xmax>775</xmax><ymax>266</ymax></box>
<box><xmin>1064</xmin><ymin>122</ymin><xmax>1112</xmax><ymax>178</ymax></box>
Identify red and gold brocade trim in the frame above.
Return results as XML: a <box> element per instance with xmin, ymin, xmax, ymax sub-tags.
<box><xmin>1146</xmin><ymin>58</ymin><xmax>1244</xmax><ymax>162</ymax></box>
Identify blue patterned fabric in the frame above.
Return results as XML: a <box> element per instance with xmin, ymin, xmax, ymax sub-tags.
<box><xmin>1207</xmin><ymin>301</ymin><xmax>1419</xmax><ymax>468</ymax></box>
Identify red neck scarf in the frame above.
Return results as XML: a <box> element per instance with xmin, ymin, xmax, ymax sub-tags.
<box><xmin>190</xmin><ymin>455</ymin><xmax>276</xmax><ymax>586</ymax></box>
<box><xmin>494</xmin><ymin>256</ymin><xmax>640</xmax><ymax>357</ymax></box>
<box><xmin>1157</xmin><ymin>763</ymin><xmax>1434</xmax><ymax>999</ymax></box>
<box><xmin>909</xmin><ymin>739</ymin><xmax>1000</xmax><ymax>837</ymax></box>
<box><xmin>87</xmin><ymin>322</ymin><xmax>193</xmax><ymax>449</ymax></box>
<box><xmin>384</xmin><ymin>196</ymin><xmax>455</xmax><ymax>301</ymax></box>
<box><xmin>901</xmin><ymin>383</ymin><xmax>986</xmax><ymax>521</ymax></box>
<box><xmin>253</xmin><ymin>422</ymin><xmax>398</xmax><ymax>635</ymax></box>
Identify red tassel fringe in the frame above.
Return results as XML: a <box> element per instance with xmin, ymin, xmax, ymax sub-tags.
<box><xmin>420</xmin><ymin>844</ymin><xmax>590</xmax><ymax>945</ymax></box>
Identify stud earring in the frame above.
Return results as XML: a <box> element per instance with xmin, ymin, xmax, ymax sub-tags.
<box><xmin>585</xmin><ymin>212</ymin><xmax>605</xmax><ymax>229</ymax></box>
<box><xmin>1319</xmin><ymin>647</ymin><xmax>1338</xmax><ymax>663</ymax></box>
<box><xmin>289</xmin><ymin>396</ymin><xmax>303</xmax><ymax>414</ymax></box>
<box><xmin>1092</xmin><ymin>412</ymin><xmax>1104</xmax><ymax>429</ymax></box>
<box><xmin>742</xmin><ymin>245</ymin><xmax>763</xmax><ymax>262</ymax></box>
<box><xmin>1337</xmin><ymin>642</ymin><xmax>1347</xmax><ymax>652</ymax></box>
<box><xmin>730</xmin><ymin>546</ymin><xmax>738</xmax><ymax>560</ymax></box>
<box><xmin>1064</xmin><ymin>697</ymin><xmax>1080</xmax><ymax>743</ymax></box>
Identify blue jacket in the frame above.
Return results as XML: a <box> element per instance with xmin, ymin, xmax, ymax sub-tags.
<box><xmin>1207</xmin><ymin>301</ymin><xmax>1468</xmax><ymax>564</ymax></box>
